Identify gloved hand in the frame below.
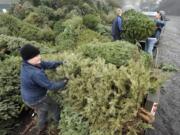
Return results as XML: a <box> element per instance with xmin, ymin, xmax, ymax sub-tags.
<box><xmin>56</xmin><ymin>61</ymin><xmax>63</xmax><ymax>66</ymax></box>
<box><xmin>63</xmin><ymin>77</ymin><xmax>69</xmax><ymax>85</ymax></box>
<box><xmin>56</xmin><ymin>61</ymin><xmax>68</xmax><ymax>67</ymax></box>
<box><xmin>62</xmin><ymin>61</ymin><xmax>68</xmax><ymax>65</ymax></box>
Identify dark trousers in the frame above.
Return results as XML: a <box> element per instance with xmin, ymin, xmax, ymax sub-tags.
<box><xmin>26</xmin><ymin>96</ymin><xmax>60</xmax><ymax>129</ymax></box>
<box><xmin>112</xmin><ymin>34</ymin><xmax>121</xmax><ymax>41</ymax></box>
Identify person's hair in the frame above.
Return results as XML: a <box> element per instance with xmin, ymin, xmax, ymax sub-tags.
<box><xmin>116</xmin><ymin>8</ymin><xmax>122</xmax><ymax>16</ymax></box>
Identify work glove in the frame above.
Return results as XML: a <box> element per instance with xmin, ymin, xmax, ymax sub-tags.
<box><xmin>57</xmin><ymin>77</ymin><xmax>69</xmax><ymax>86</ymax></box>
<box><xmin>63</xmin><ymin>77</ymin><xmax>69</xmax><ymax>85</ymax></box>
<box><xmin>57</xmin><ymin>61</ymin><xmax>68</xmax><ymax>66</ymax></box>
<box><xmin>56</xmin><ymin>61</ymin><xmax>63</xmax><ymax>66</ymax></box>
<box><xmin>59</xmin><ymin>77</ymin><xmax>69</xmax><ymax>92</ymax></box>
<box><xmin>53</xmin><ymin>77</ymin><xmax>69</xmax><ymax>93</ymax></box>
<box><xmin>63</xmin><ymin>61</ymin><xmax>68</xmax><ymax>65</ymax></box>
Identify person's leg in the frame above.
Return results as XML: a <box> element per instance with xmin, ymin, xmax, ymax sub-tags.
<box><xmin>46</xmin><ymin>96</ymin><xmax>60</xmax><ymax>123</ymax></box>
<box><xmin>112</xmin><ymin>35</ymin><xmax>115</xmax><ymax>41</ymax></box>
<box><xmin>112</xmin><ymin>35</ymin><xmax>121</xmax><ymax>41</ymax></box>
<box><xmin>112</xmin><ymin>35</ymin><xmax>117</xmax><ymax>41</ymax></box>
<box><xmin>145</xmin><ymin>39</ymin><xmax>149</xmax><ymax>52</ymax></box>
<box><xmin>118</xmin><ymin>34</ymin><xmax>122</xmax><ymax>40</ymax></box>
<box><xmin>26</xmin><ymin>99</ymin><xmax>49</xmax><ymax>134</ymax></box>
<box><xmin>34</xmin><ymin>101</ymin><xmax>49</xmax><ymax>130</ymax></box>
<box><xmin>147</xmin><ymin>38</ymin><xmax>157</xmax><ymax>55</ymax></box>
<box><xmin>116</xmin><ymin>33</ymin><xmax>121</xmax><ymax>40</ymax></box>
<box><xmin>37</xmin><ymin>108</ymin><xmax>48</xmax><ymax>130</ymax></box>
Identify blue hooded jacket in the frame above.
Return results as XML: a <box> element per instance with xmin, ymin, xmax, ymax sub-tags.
<box><xmin>20</xmin><ymin>61</ymin><xmax>66</xmax><ymax>105</ymax></box>
<box><xmin>112</xmin><ymin>16</ymin><xmax>123</xmax><ymax>37</ymax></box>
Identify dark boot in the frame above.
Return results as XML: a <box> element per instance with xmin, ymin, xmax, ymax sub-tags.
<box><xmin>48</xmin><ymin>123</ymin><xmax>60</xmax><ymax>135</ymax></box>
<box><xmin>27</xmin><ymin>123</ymin><xmax>48</xmax><ymax>135</ymax></box>
<box><xmin>26</xmin><ymin>127</ymin><xmax>40</xmax><ymax>135</ymax></box>
<box><xmin>39</xmin><ymin>122</ymin><xmax>48</xmax><ymax>135</ymax></box>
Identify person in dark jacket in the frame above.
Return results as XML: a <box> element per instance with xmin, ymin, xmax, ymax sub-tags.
<box><xmin>111</xmin><ymin>8</ymin><xmax>123</xmax><ymax>41</ymax></box>
<box><xmin>154</xmin><ymin>11</ymin><xmax>165</xmax><ymax>39</ymax></box>
<box><xmin>145</xmin><ymin>11</ymin><xmax>165</xmax><ymax>55</ymax></box>
<box><xmin>20</xmin><ymin>44</ymin><xmax>68</xmax><ymax>134</ymax></box>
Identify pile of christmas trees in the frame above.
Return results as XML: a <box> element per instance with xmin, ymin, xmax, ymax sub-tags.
<box><xmin>0</xmin><ymin>0</ymin><xmax>164</xmax><ymax>134</ymax></box>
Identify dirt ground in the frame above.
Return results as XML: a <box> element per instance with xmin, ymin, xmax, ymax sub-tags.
<box><xmin>145</xmin><ymin>16</ymin><xmax>180</xmax><ymax>135</ymax></box>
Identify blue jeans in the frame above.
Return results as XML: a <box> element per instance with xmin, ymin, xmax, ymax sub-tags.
<box><xmin>26</xmin><ymin>96</ymin><xmax>60</xmax><ymax>129</ymax></box>
<box><xmin>145</xmin><ymin>38</ymin><xmax>157</xmax><ymax>55</ymax></box>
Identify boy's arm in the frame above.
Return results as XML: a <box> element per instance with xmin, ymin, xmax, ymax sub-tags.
<box><xmin>32</xmin><ymin>71</ymin><xmax>68</xmax><ymax>91</ymax></box>
<box><xmin>41</xmin><ymin>61</ymin><xmax>63</xmax><ymax>69</ymax></box>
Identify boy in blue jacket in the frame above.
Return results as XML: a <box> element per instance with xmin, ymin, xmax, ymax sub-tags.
<box><xmin>20</xmin><ymin>44</ymin><xmax>68</xmax><ymax>134</ymax></box>
<box><xmin>112</xmin><ymin>8</ymin><xmax>123</xmax><ymax>41</ymax></box>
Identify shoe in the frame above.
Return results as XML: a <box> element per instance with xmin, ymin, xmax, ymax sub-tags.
<box><xmin>27</xmin><ymin>127</ymin><xmax>40</xmax><ymax>135</ymax></box>
<box><xmin>39</xmin><ymin>122</ymin><xmax>48</xmax><ymax>135</ymax></box>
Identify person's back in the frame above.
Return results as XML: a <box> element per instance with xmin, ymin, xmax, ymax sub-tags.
<box><xmin>112</xmin><ymin>8</ymin><xmax>123</xmax><ymax>41</ymax></box>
